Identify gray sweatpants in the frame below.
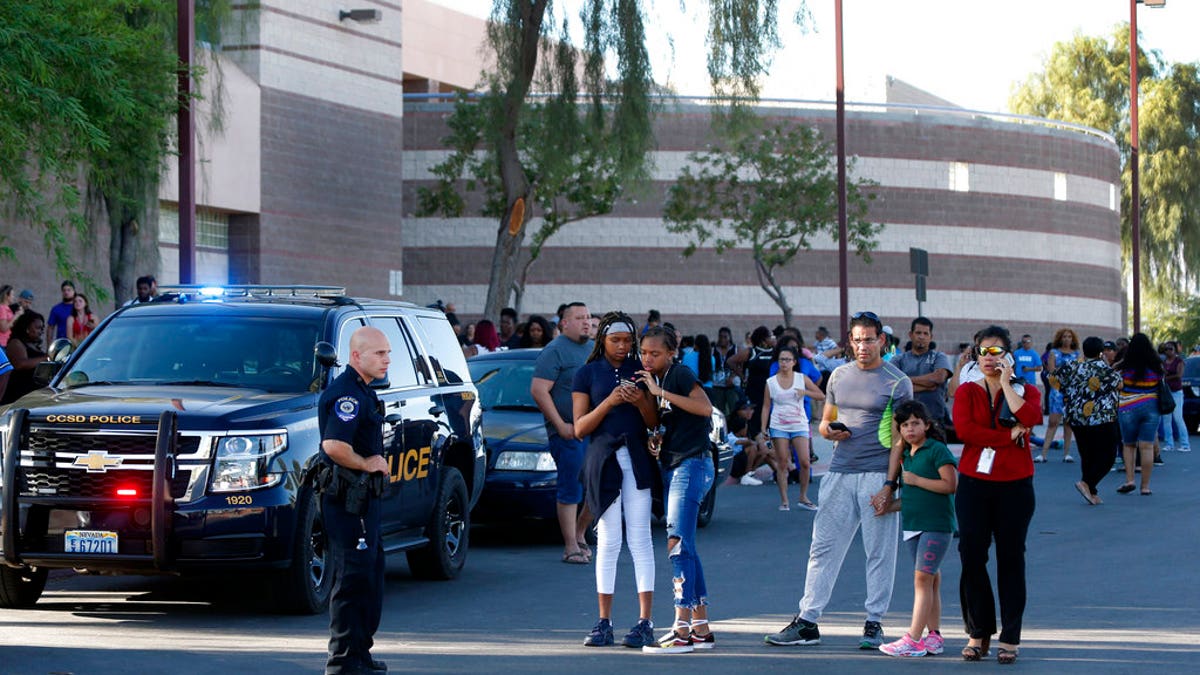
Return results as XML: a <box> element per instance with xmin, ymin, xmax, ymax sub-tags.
<box><xmin>798</xmin><ymin>471</ymin><xmax>900</xmax><ymax>624</ymax></box>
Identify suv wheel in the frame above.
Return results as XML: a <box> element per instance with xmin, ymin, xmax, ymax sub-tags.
<box><xmin>407</xmin><ymin>467</ymin><xmax>469</xmax><ymax>580</ymax></box>
<box><xmin>274</xmin><ymin>488</ymin><xmax>331</xmax><ymax>614</ymax></box>
<box><xmin>0</xmin><ymin>565</ymin><xmax>48</xmax><ymax>609</ymax></box>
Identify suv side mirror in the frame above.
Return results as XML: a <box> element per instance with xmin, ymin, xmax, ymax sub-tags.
<box><xmin>48</xmin><ymin>338</ymin><xmax>74</xmax><ymax>363</ymax></box>
<box><xmin>33</xmin><ymin>361</ymin><xmax>63</xmax><ymax>387</ymax></box>
<box><xmin>314</xmin><ymin>342</ymin><xmax>339</xmax><ymax>368</ymax></box>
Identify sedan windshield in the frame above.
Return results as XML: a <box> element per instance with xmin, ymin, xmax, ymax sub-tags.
<box><xmin>467</xmin><ymin>359</ymin><xmax>539</xmax><ymax>410</ymax></box>
<box><xmin>60</xmin><ymin>315</ymin><xmax>322</xmax><ymax>393</ymax></box>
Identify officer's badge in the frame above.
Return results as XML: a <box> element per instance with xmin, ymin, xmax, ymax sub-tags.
<box><xmin>336</xmin><ymin>396</ymin><xmax>359</xmax><ymax>422</ymax></box>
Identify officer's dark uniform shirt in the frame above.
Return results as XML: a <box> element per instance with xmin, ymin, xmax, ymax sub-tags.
<box><xmin>319</xmin><ymin>368</ymin><xmax>384</xmax><ymax>461</ymax></box>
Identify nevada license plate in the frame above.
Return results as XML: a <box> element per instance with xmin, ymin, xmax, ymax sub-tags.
<box><xmin>65</xmin><ymin>530</ymin><xmax>119</xmax><ymax>554</ymax></box>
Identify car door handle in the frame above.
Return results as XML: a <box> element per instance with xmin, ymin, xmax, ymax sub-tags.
<box><xmin>428</xmin><ymin>405</ymin><xmax>444</xmax><ymax>418</ymax></box>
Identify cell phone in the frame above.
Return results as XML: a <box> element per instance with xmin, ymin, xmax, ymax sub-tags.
<box><xmin>619</xmin><ymin>378</ymin><xmax>638</xmax><ymax>388</ymax></box>
<box><xmin>829</xmin><ymin>422</ymin><xmax>849</xmax><ymax>433</ymax></box>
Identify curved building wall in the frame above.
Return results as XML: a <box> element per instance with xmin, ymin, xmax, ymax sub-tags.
<box><xmin>401</xmin><ymin>102</ymin><xmax>1123</xmax><ymax>346</ymax></box>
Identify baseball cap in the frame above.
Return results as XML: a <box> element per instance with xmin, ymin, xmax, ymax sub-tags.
<box><xmin>18</xmin><ymin>289</ymin><xmax>33</xmax><ymax>300</ymax></box>
<box><xmin>882</xmin><ymin>325</ymin><xmax>894</xmax><ymax>336</ymax></box>
<box><xmin>1102</xmin><ymin>341</ymin><xmax>1117</xmax><ymax>350</ymax></box>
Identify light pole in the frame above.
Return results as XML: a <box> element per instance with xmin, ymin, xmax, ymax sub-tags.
<box><xmin>177</xmin><ymin>0</ymin><xmax>195</xmax><ymax>284</ymax></box>
<box><xmin>1130</xmin><ymin>0</ymin><xmax>1165</xmax><ymax>333</ymax></box>
<box><xmin>835</xmin><ymin>0</ymin><xmax>848</xmax><ymax>337</ymax></box>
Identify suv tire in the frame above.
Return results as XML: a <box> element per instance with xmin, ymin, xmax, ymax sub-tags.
<box><xmin>274</xmin><ymin>487</ymin><xmax>331</xmax><ymax>614</ymax></box>
<box><xmin>407</xmin><ymin>467</ymin><xmax>469</xmax><ymax>580</ymax></box>
<box><xmin>0</xmin><ymin>565</ymin><xmax>48</xmax><ymax>609</ymax></box>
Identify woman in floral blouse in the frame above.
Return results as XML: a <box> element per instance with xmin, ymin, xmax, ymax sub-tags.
<box><xmin>1056</xmin><ymin>336</ymin><xmax>1121</xmax><ymax>505</ymax></box>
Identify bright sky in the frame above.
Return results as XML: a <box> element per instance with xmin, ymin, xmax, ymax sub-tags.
<box><xmin>431</xmin><ymin>0</ymin><xmax>1200</xmax><ymax>112</ymax></box>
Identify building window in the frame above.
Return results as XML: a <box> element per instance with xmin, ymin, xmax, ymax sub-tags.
<box><xmin>1110</xmin><ymin>184</ymin><xmax>1117</xmax><ymax>211</ymax></box>
<box><xmin>160</xmin><ymin>204</ymin><xmax>230</xmax><ymax>249</ymax></box>
<box><xmin>949</xmin><ymin>162</ymin><xmax>969</xmax><ymax>192</ymax></box>
<box><xmin>1054</xmin><ymin>172</ymin><xmax>1067</xmax><ymax>201</ymax></box>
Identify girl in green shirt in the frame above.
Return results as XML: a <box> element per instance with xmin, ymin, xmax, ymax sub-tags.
<box><xmin>880</xmin><ymin>400</ymin><xmax>958</xmax><ymax>658</ymax></box>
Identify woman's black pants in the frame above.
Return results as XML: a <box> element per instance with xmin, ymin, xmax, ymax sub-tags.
<box><xmin>955</xmin><ymin>474</ymin><xmax>1035</xmax><ymax>645</ymax></box>
<box><xmin>1071</xmin><ymin>422</ymin><xmax>1119</xmax><ymax>494</ymax></box>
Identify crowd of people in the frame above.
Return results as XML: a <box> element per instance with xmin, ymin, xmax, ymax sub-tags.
<box><xmin>0</xmin><ymin>276</ymin><xmax>159</xmax><ymax>405</ymax></box>
<box><xmin>429</xmin><ymin>299</ymin><xmax>1193</xmax><ymax>661</ymax></box>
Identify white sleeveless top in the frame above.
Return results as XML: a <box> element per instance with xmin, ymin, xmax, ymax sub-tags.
<box><xmin>767</xmin><ymin>373</ymin><xmax>810</xmax><ymax>432</ymax></box>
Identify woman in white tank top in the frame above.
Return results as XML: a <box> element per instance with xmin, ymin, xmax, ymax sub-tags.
<box><xmin>760</xmin><ymin>346</ymin><xmax>825</xmax><ymax>511</ymax></box>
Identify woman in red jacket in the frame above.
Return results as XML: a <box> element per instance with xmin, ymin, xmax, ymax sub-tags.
<box><xmin>951</xmin><ymin>325</ymin><xmax>1041</xmax><ymax>665</ymax></box>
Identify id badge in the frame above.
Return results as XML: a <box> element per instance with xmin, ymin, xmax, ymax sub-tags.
<box><xmin>976</xmin><ymin>447</ymin><xmax>996</xmax><ymax>474</ymax></box>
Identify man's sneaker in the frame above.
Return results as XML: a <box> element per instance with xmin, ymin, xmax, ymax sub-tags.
<box><xmin>739</xmin><ymin>474</ymin><xmax>764</xmax><ymax>486</ymax></box>
<box><xmin>1179</xmin><ymin>446</ymin><xmax>1192</xmax><ymax>453</ymax></box>
<box><xmin>859</xmin><ymin>620</ymin><xmax>885</xmax><ymax>649</ymax></box>
<box><xmin>923</xmin><ymin>630</ymin><xmax>945</xmax><ymax>655</ymax></box>
<box><xmin>878</xmin><ymin>633</ymin><xmax>927</xmax><ymax>657</ymax></box>
<box><xmin>1154</xmin><ymin>456</ymin><xmax>1165</xmax><ymax>466</ymax></box>
<box><xmin>643</xmin><ymin>624</ymin><xmax>694</xmax><ymax>654</ymax></box>
<box><xmin>764</xmin><ymin>615</ymin><xmax>820</xmax><ymax>646</ymax></box>
<box><xmin>690</xmin><ymin>619</ymin><xmax>715</xmax><ymax>650</ymax></box>
<box><xmin>584</xmin><ymin>618</ymin><xmax>614</xmax><ymax>647</ymax></box>
<box><xmin>622</xmin><ymin>619</ymin><xmax>654</xmax><ymax>648</ymax></box>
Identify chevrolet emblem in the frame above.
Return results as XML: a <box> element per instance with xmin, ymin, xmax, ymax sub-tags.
<box><xmin>73</xmin><ymin>451</ymin><xmax>124</xmax><ymax>473</ymax></box>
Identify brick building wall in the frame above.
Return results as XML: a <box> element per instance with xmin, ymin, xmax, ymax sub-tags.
<box><xmin>223</xmin><ymin>1</ymin><xmax>405</xmax><ymax>297</ymax></box>
<box><xmin>400</xmin><ymin>102</ymin><xmax>1124</xmax><ymax>347</ymax></box>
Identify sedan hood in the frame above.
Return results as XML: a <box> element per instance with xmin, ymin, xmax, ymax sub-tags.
<box><xmin>479</xmin><ymin>408</ymin><xmax>548</xmax><ymax>450</ymax></box>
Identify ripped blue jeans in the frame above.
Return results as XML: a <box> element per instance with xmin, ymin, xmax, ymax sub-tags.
<box><xmin>663</xmin><ymin>454</ymin><xmax>715</xmax><ymax>609</ymax></box>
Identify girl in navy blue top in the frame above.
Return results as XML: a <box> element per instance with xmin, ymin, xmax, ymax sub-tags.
<box><xmin>573</xmin><ymin>312</ymin><xmax>659</xmax><ymax>648</ymax></box>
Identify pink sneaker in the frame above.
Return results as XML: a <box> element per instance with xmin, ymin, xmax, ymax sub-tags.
<box><xmin>923</xmin><ymin>631</ymin><xmax>944</xmax><ymax>655</ymax></box>
<box><xmin>879</xmin><ymin>633</ymin><xmax>927</xmax><ymax>657</ymax></box>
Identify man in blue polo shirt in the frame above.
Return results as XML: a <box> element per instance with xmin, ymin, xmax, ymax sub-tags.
<box><xmin>45</xmin><ymin>280</ymin><xmax>75</xmax><ymax>349</ymax></box>
<box><xmin>531</xmin><ymin>302</ymin><xmax>595</xmax><ymax>564</ymax></box>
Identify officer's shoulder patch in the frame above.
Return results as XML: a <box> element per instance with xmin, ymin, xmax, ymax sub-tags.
<box><xmin>335</xmin><ymin>395</ymin><xmax>359</xmax><ymax>422</ymax></box>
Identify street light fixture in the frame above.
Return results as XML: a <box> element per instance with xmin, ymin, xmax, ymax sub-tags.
<box><xmin>1130</xmin><ymin>0</ymin><xmax>1165</xmax><ymax>333</ymax></box>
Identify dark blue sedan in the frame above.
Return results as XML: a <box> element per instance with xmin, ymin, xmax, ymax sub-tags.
<box><xmin>468</xmin><ymin>349</ymin><xmax>732</xmax><ymax>526</ymax></box>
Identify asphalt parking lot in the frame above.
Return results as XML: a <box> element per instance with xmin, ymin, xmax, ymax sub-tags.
<box><xmin>3</xmin><ymin>431</ymin><xmax>1198</xmax><ymax>674</ymax></box>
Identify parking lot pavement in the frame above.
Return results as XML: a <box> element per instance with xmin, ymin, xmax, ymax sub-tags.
<box><xmin>3</xmin><ymin>431</ymin><xmax>1199</xmax><ymax>674</ymax></box>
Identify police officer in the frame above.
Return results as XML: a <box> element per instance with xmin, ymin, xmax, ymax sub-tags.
<box><xmin>319</xmin><ymin>326</ymin><xmax>391</xmax><ymax>674</ymax></box>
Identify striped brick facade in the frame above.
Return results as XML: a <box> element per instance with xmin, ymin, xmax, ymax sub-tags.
<box><xmin>401</xmin><ymin>102</ymin><xmax>1124</xmax><ymax>346</ymax></box>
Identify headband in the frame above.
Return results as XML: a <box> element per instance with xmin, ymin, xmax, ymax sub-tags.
<box><xmin>603</xmin><ymin>321</ymin><xmax>635</xmax><ymax>336</ymax></box>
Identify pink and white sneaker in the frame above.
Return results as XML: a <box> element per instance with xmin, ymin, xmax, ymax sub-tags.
<box><xmin>879</xmin><ymin>633</ymin><xmax>927</xmax><ymax>657</ymax></box>
<box><xmin>923</xmin><ymin>631</ymin><xmax>944</xmax><ymax>655</ymax></box>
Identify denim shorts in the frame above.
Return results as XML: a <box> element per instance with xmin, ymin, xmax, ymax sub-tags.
<box><xmin>1119</xmin><ymin>404</ymin><xmax>1161</xmax><ymax>445</ymax></box>
<box><xmin>905</xmin><ymin>531</ymin><xmax>952</xmax><ymax>575</ymax></box>
<box><xmin>548</xmin><ymin>435</ymin><xmax>585</xmax><ymax>504</ymax></box>
<box><xmin>769</xmin><ymin>428</ymin><xmax>810</xmax><ymax>439</ymax></box>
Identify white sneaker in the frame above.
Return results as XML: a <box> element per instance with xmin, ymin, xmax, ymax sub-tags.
<box><xmin>739</xmin><ymin>474</ymin><xmax>764</xmax><ymax>486</ymax></box>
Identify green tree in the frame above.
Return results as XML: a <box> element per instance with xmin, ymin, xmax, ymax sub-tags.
<box><xmin>431</xmin><ymin>0</ymin><xmax>801</xmax><ymax>320</ymax></box>
<box><xmin>0</xmin><ymin>0</ymin><xmax>230</xmax><ymax>304</ymax></box>
<box><xmin>1010</xmin><ymin>25</ymin><xmax>1200</xmax><ymax>331</ymax></box>
<box><xmin>663</xmin><ymin>118</ymin><xmax>880</xmax><ymax>327</ymax></box>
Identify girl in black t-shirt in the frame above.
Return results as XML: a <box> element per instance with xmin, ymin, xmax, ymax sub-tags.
<box><xmin>635</xmin><ymin>327</ymin><xmax>717</xmax><ymax>653</ymax></box>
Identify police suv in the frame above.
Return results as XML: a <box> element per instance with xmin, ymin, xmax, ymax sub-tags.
<box><xmin>0</xmin><ymin>286</ymin><xmax>483</xmax><ymax>613</ymax></box>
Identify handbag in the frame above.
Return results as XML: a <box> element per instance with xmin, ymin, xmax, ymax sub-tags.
<box><xmin>1157</xmin><ymin>377</ymin><xmax>1176</xmax><ymax>415</ymax></box>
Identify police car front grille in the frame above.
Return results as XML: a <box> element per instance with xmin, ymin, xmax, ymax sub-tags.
<box><xmin>20</xmin><ymin>468</ymin><xmax>191</xmax><ymax>500</ymax></box>
<box><xmin>25</xmin><ymin>434</ymin><xmax>201</xmax><ymax>460</ymax></box>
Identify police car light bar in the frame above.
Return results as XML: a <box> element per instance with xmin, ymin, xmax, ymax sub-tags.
<box><xmin>156</xmin><ymin>285</ymin><xmax>348</xmax><ymax>299</ymax></box>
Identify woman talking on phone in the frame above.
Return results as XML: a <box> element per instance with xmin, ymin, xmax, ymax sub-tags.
<box><xmin>951</xmin><ymin>325</ymin><xmax>1040</xmax><ymax>665</ymax></box>
<box><xmin>573</xmin><ymin>312</ymin><xmax>660</xmax><ymax>649</ymax></box>
<box><xmin>636</xmin><ymin>326</ymin><xmax>716</xmax><ymax>653</ymax></box>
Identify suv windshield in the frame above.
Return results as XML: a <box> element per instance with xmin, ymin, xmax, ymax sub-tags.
<box><xmin>467</xmin><ymin>359</ymin><xmax>538</xmax><ymax>410</ymax></box>
<box><xmin>60</xmin><ymin>315</ymin><xmax>322</xmax><ymax>393</ymax></box>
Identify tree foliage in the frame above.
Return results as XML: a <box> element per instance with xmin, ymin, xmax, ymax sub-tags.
<box><xmin>429</xmin><ymin>0</ymin><xmax>805</xmax><ymax>319</ymax></box>
<box><xmin>663</xmin><ymin>117</ymin><xmax>880</xmax><ymax>327</ymax></box>
<box><xmin>1010</xmin><ymin>25</ymin><xmax>1200</xmax><ymax>334</ymax></box>
<box><xmin>0</xmin><ymin>0</ymin><xmax>231</xmax><ymax>305</ymax></box>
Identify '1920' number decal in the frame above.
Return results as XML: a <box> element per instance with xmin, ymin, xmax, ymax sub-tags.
<box><xmin>225</xmin><ymin>495</ymin><xmax>253</xmax><ymax>505</ymax></box>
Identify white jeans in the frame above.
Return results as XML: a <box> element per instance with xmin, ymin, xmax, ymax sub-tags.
<box><xmin>594</xmin><ymin>447</ymin><xmax>655</xmax><ymax>595</ymax></box>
